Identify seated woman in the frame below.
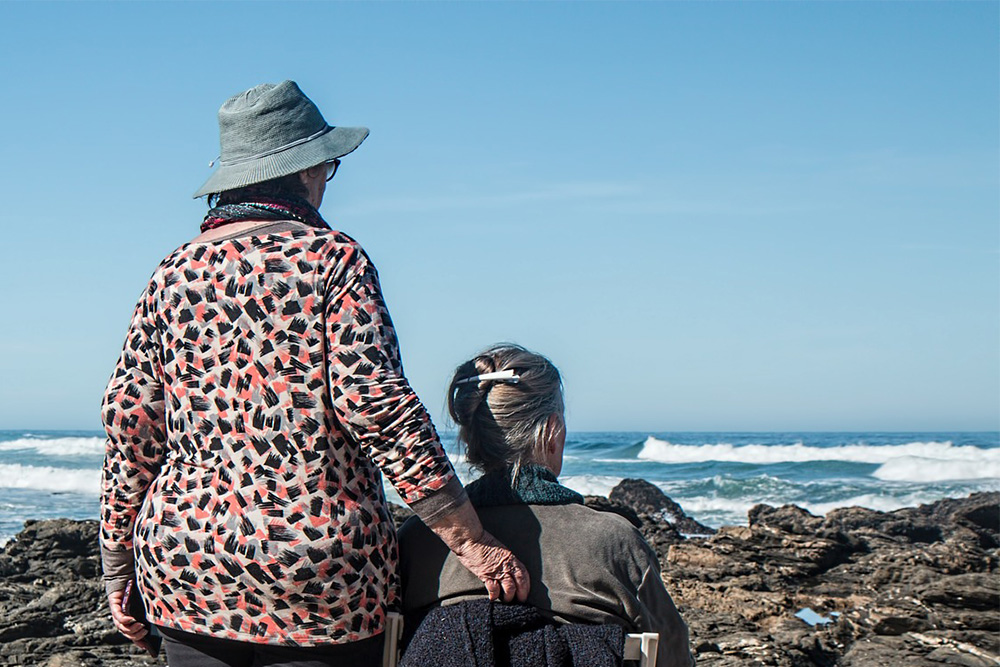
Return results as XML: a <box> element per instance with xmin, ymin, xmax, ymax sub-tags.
<box><xmin>398</xmin><ymin>344</ymin><xmax>694</xmax><ymax>667</ymax></box>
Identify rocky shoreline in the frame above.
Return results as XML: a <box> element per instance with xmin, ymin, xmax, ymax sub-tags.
<box><xmin>0</xmin><ymin>484</ymin><xmax>996</xmax><ymax>666</ymax></box>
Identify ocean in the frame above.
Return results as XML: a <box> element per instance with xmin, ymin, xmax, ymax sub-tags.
<box><xmin>1</xmin><ymin>429</ymin><xmax>998</xmax><ymax>545</ymax></box>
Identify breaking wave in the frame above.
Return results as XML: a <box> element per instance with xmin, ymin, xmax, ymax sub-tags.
<box><xmin>638</xmin><ymin>437</ymin><xmax>999</xmax><ymax>481</ymax></box>
<box><xmin>0</xmin><ymin>464</ymin><xmax>100</xmax><ymax>494</ymax></box>
<box><xmin>0</xmin><ymin>436</ymin><xmax>104</xmax><ymax>457</ymax></box>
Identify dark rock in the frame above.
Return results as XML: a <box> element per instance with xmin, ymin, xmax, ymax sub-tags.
<box><xmin>871</xmin><ymin>614</ymin><xmax>931</xmax><ymax>635</ymax></box>
<box><xmin>915</xmin><ymin>573</ymin><xmax>1000</xmax><ymax>612</ymax></box>
<box><xmin>823</xmin><ymin>493</ymin><xmax>1000</xmax><ymax>550</ymax></box>
<box><xmin>823</xmin><ymin>505</ymin><xmax>945</xmax><ymax>545</ymax></box>
<box><xmin>959</xmin><ymin>501</ymin><xmax>1000</xmax><ymax>535</ymax></box>
<box><xmin>906</xmin><ymin>493</ymin><xmax>1000</xmax><ymax>549</ymax></box>
<box><xmin>666</xmin><ymin>493</ymin><xmax>1000</xmax><ymax>667</ymax></box>
<box><xmin>609</xmin><ymin>479</ymin><xmax>716</xmax><ymax>536</ymax></box>
<box><xmin>0</xmin><ymin>520</ymin><xmax>158</xmax><ymax>667</ymax></box>
<box><xmin>749</xmin><ymin>504</ymin><xmax>824</xmax><ymax>535</ymax></box>
<box><xmin>839</xmin><ymin>636</ymin><xmax>940</xmax><ymax>666</ymax></box>
<box><xmin>0</xmin><ymin>519</ymin><xmax>101</xmax><ymax>582</ymax></box>
<box><xmin>2</xmin><ymin>491</ymin><xmax>998</xmax><ymax>667</ymax></box>
<box><xmin>924</xmin><ymin>647</ymin><xmax>996</xmax><ymax>667</ymax></box>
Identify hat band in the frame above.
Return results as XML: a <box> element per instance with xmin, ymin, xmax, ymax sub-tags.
<box><xmin>218</xmin><ymin>125</ymin><xmax>333</xmax><ymax>167</ymax></box>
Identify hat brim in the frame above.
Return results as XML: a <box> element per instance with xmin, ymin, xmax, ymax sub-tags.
<box><xmin>193</xmin><ymin>125</ymin><xmax>369</xmax><ymax>198</ymax></box>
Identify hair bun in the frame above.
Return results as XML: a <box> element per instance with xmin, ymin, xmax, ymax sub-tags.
<box><xmin>448</xmin><ymin>357</ymin><xmax>495</xmax><ymax>427</ymax></box>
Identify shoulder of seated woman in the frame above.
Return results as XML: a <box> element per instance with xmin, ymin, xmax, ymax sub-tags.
<box><xmin>533</xmin><ymin>503</ymin><xmax>642</xmax><ymax>531</ymax></box>
<box><xmin>397</xmin><ymin>503</ymin><xmax>639</xmax><ymax>538</ymax></box>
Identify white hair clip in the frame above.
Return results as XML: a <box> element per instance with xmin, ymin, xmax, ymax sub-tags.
<box><xmin>455</xmin><ymin>370</ymin><xmax>520</xmax><ymax>385</ymax></box>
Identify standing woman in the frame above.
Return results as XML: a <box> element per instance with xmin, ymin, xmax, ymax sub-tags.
<box><xmin>100</xmin><ymin>81</ymin><xmax>527</xmax><ymax>667</ymax></box>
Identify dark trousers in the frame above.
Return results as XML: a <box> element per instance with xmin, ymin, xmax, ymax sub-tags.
<box><xmin>156</xmin><ymin>626</ymin><xmax>384</xmax><ymax>667</ymax></box>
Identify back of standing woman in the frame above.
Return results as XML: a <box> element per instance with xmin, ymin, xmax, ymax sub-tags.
<box><xmin>100</xmin><ymin>81</ymin><xmax>528</xmax><ymax>667</ymax></box>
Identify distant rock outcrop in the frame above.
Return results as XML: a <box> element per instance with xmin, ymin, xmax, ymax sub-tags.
<box><xmin>609</xmin><ymin>477</ymin><xmax>717</xmax><ymax>537</ymax></box>
<box><xmin>0</xmin><ymin>486</ymin><xmax>997</xmax><ymax>666</ymax></box>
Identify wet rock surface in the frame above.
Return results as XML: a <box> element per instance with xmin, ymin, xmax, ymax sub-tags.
<box><xmin>0</xmin><ymin>485</ymin><xmax>996</xmax><ymax>666</ymax></box>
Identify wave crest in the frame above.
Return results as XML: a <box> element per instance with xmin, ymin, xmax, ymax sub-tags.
<box><xmin>873</xmin><ymin>457</ymin><xmax>1000</xmax><ymax>481</ymax></box>
<box><xmin>0</xmin><ymin>437</ymin><xmax>104</xmax><ymax>457</ymax></box>
<box><xmin>638</xmin><ymin>437</ymin><xmax>1000</xmax><ymax>480</ymax></box>
<box><xmin>0</xmin><ymin>464</ymin><xmax>100</xmax><ymax>494</ymax></box>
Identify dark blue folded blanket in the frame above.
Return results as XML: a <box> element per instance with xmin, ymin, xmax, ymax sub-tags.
<box><xmin>400</xmin><ymin>600</ymin><xmax>625</xmax><ymax>667</ymax></box>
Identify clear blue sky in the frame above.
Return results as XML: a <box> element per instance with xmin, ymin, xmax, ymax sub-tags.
<box><xmin>0</xmin><ymin>2</ymin><xmax>996</xmax><ymax>432</ymax></box>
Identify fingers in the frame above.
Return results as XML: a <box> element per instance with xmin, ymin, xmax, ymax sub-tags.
<box><xmin>484</xmin><ymin>578</ymin><xmax>501</xmax><ymax>602</ymax></box>
<box><xmin>511</xmin><ymin>560</ymin><xmax>530</xmax><ymax>603</ymax></box>
<box><xmin>452</xmin><ymin>529</ymin><xmax>533</xmax><ymax>604</ymax></box>
<box><xmin>107</xmin><ymin>592</ymin><xmax>148</xmax><ymax>642</ymax></box>
<box><xmin>495</xmin><ymin>556</ymin><xmax>529</xmax><ymax>603</ymax></box>
<box><xmin>126</xmin><ymin>626</ymin><xmax>150</xmax><ymax>643</ymax></box>
<box><xmin>113</xmin><ymin>612</ymin><xmax>148</xmax><ymax>641</ymax></box>
<box><xmin>481</xmin><ymin>556</ymin><xmax>529</xmax><ymax>603</ymax></box>
<box><xmin>115</xmin><ymin>618</ymin><xmax>148</xmax><ymax>641</ymax></box>
<box><xmin>497</xmin><ymin>573</ymin><xmax>517</xmax><ymax>603</ymax></box>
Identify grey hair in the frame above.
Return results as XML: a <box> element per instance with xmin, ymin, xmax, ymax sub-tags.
<box><xmin>448</xmin><ymin>343</ymin><xmax>564</xmax><ymax>479</ymax></box>
<box><xmin>206</xmin><ymin>171</ymin><xmax>310</xmax><ymax>207</ymax></box>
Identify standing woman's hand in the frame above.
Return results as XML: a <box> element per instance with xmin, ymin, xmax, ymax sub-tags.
<box><xmin>451</xmin><ymin>530</ymin><xmax>530</xmax><ymax>603</ymax></box>
<box><xmin>428</xmin><ymin>499</ymin><xmax>530</xmax><ymax>603</ymax></box>
<box><xmin>107</xmin><ymin>590</ymin><xmax>150</xmax><ymax>647</ymax></box>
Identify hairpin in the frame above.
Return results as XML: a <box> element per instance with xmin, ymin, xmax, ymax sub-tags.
<box><xmin>455</xmin><ymin>370</ymin><xmax>520</xmax><ymax>385</ymax></box>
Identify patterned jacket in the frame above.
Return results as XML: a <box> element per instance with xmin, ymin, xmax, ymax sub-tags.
<box><xmin>101</xmin><ymin>225</ymin><xmax>461</xmax><ymax>646</ymax></box>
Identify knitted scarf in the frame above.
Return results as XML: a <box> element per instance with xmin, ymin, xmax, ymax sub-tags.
<box><xmin>201</xmin><ymin>196</ymin><xmax>329</xmax><ymax>233</ymax></box>
<box><xmin>465</xmin><ymin>464</ymin><xmax>584</xmax><ymax>509</ymax></box>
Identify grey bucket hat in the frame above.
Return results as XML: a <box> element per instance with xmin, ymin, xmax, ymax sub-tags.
<box><xmin>193</xmin><ymin>80</ymin><xmax>369</xmax><ymax>198</ymax></box>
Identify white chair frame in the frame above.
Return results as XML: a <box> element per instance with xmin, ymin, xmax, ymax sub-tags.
<box><xmin>382</xmin><ymin>611</ymin><xmax>659</xmax><ymax>667</ymax></box>
<box><xmin>624</xmin><ymin>631</ymin><xmax>659</xmax><ymax>666</ymax></box>
<box><xmin>382</xmin><ymin>612</ymin><xmax>405</xmax><ymax>667</ymax></box>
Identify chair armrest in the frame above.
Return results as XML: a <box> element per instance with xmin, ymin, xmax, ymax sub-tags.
<box><xmin>382</xmin><ymin>612</ymin><xmax>405</xmax><ymax>667</ymax></box>
<box><xmin>625</xmin><ymin>632</ymin><xmax>659</xmax><ymax>666</ymax></box>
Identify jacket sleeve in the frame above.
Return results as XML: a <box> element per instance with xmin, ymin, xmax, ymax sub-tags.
<box><xmin>324</xmin><ymin>244</ymin><xmax>464</xmax><ymax>518</ymax></box>
<box><xmin>634</xmin><ymin>546</ymin><xmax>696</xmax><ymax>667</ymax></box>
<box><xmin>100</xmin><ymin>283</ymin><xmax>167</xmax><ymax>559</ymax></box>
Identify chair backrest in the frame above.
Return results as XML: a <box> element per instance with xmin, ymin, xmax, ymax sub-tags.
<box><xmin>624</xmin><ymin>632</ymin><xmax>659</xmax><ymax>667</ymax></box>
<box><xmin>382</xmin><ymin>611</ymin><xmax>405</xmax><ymax>667</ymax></box>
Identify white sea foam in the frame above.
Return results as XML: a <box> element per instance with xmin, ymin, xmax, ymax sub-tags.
<box><xmin>873</xmin><ymin>457</ymin><xmax>1000</xmax><ymax>482</ymax></box>
<box><xmin>805</xmin><ymin>492</ymin><xmax>937</xmax><ymax>516</ymax></box>
<box><xmin>559</xmin><ymin>474</ymin><xmax>623</xmax><ymax>498</ymax></box>
<box><xmin>638</xmin><ymin>437</ymin><xmax>1000</xmax><ymax>470</ymax></box>
<box><xmin>674</xmin><ymin>495</ymin><xmax>758</xmax><ymax>517</ymax></box>
<box><xmin>0</xmin><ymin>437</ymin><xmax>105</xmax><ymax>457</ymax></box>
<box><xmin>682</xmin><ymin>487</ymin><xmax>1000</xmax><ymax>526</ymax></box>
<box><xmin>0</xmin><ymin>464</ymin><xmax>100</xmax><ymax>494</ymax></box>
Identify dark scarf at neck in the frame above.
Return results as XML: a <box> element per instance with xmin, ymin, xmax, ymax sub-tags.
<box><xmin>465</xmin><ymin>463</ymin><xmax>584</xmax><ymax>508</ymax></box>
<box><xmin>202</xmin><ymin>196</ymin><xmax>329</xmax><ymax>233</ymax></box>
